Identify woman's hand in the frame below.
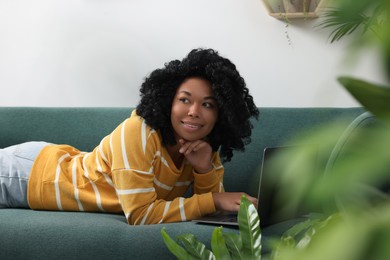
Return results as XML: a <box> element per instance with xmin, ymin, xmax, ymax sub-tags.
<box><xmin>212</xmin><ymin>192</ymin><xmax>258</xmax><ymax>212</ymax></box>
<box><xmin>179</xmin><ymin>139</ymin><xmax>213</xmax><ymax>173</ymax></box>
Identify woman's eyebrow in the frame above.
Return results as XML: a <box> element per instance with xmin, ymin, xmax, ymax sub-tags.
<box><xmin>179</xmin><ymin>90</ymin><xmax>191</xmax><ymax>96</ymax></box>
<box><xmin>204</xmin><ymin>96</ymin><xmax>217</xmax><ymax>101</ymax></box>
<box><xmin>179</xmin><ymin>91</ymin><xmax>216</xmax><ymax>101</ymax></box>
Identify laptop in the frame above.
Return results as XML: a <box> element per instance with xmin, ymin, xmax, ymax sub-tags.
<box><xmin>192</xmin><ymin>145</ymin><xmax>311</xmax><ymax>227</ymax></box>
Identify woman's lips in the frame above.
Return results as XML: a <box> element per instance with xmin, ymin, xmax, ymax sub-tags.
<box><xmin>181</xmin><ymin>121</ymin><xmax>203</xmax><ymax>129</ymax></box>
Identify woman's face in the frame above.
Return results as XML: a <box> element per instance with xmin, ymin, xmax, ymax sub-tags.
<box><xmin>171</xmin><ymin>77</ymin><xmax>219</xmax><ymax>142</ymax></box>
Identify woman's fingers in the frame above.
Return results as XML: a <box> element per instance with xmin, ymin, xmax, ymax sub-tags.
<box><xmin>212</xmin><ymin>192</ymin><xmax>258</xmax><ymax>212</ymax></box>
<box><xmin>179</xmin><ymin>139</ymin><xmax>206</xmax><ymax>154</ymax></box>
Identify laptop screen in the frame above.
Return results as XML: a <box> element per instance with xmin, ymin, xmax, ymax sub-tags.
<box><xmin>258</xmin><ymin>145</ymin><xmax>318</xmax><ymax>227</ymax></box>
<box><xmin>192</xmin><ymin>145</ymin><xmax>317</xmax><ymax>227</ymax></box>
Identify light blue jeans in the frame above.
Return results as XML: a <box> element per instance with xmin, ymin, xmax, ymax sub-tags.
<box><xmin>0</xmin><ymin>141</ymin><xmax>50</xmax><ymax>208</ymax></box>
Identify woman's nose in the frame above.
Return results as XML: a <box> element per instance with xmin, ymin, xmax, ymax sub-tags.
<box><xmin>188</xmin><ymin>103</ymin><xmax>200</xmax><ymax>118</ymax></box>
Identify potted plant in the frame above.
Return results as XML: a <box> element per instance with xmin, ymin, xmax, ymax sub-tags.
<box><xmin>283</xmin><ymin>0</ymin><xmax>312</xmax><ymax>13</ymax></box>
<box><xmin>264</xmin><ymin>0</ymin><xmax>324</xmax><ymax>18</ymax></box>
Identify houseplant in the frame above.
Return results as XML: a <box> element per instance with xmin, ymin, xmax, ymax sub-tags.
<box><xmin>161</xmin><ymin>0</ymin><xmax>390</xmax><ymax>259</ymax></box>
<box><xmin>283</xmin><ymin>0</ymin><xmax>311</xmax><ymax>13</ymax></box>
<box><xmin>264</xmin><ymin>0</ymin><xmax>323</xmax><ymax>18</ymax></box>
<box><xmin>161</xmin><ymin>195</ymin><xmax>261</xmax><ymax>259</ymax></box>
<box><xmin>270</xmin><ymin>0</ymin><xmax>390</xmax><ymax>258</ymax></box>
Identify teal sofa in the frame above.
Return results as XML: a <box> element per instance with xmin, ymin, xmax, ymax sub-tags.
<box><xmin>0</xmin><ymin>106</ymin><xmax>366</xmax><ymax>259</ymax></box>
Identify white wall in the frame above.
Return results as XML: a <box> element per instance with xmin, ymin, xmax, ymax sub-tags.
<box><xmin>0</xmin><ymin>0</ymin><xmax>386</xmax><ymax>107</ymax></box>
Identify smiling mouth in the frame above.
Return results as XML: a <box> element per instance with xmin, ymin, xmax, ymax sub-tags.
<box><xmin>182</xmin><ymin>121</ymin><xmax>203</xmax><ymax>129</ymax></box>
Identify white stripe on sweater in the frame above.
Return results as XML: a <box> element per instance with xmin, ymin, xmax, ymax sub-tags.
<box><xmin>72</xmin><ymin>155</ymin><xmax>84</xmax><ymax>211</ymax></box>
<box><xmin>109</xmin><ymin>134</ymin><xmax>114</xmax><ymax>159</ymax></box>
<box><xmin>154</xmin><ymin>151</ymin><xmax>170</xmax><ymax>168</ymax></box>
<box><xmin>94</xmin><ymin>149</ymin><xmax>113</xmax><ymax>186</ymax></box>
<box><xmin>133</xmin><ymin>169</ymin><xmax>153</xmax><ymax>175</ymax></box>
<box><xmin>83</xmin><ymin>154</ymin><xmax>105</xmax><ymax>212</ymax></box>
<box><xmin>120</xmin><ymin>120</ymin><xmax>130</xmax><ymax>169</ymax></box>
<box><xmin>95</xmin><ymin>148</ymin><xmax>103</xmax><ymax>173</ymax></box>
<box><xmin>141</xmin><ymin>120</ymin><xmax>147</xmax><ymax>155</ymax></box>
<box><xmin>214</xmin><ymin>164</ymin><xmax>224</xmax><ymax>170</ymax></box>
<box><xmin>154</xmin><ymin>178</ymin><xmax>173</xmax><ymax>191</ymax></box>
<box><xmin>55</xmin><ymin>153</ymin><xmax>70</xmax><ymax>211</ymax></box>
<box><xmin>101</xmin><ymin>172</ymin><xmax>115</xmax><ymax>188</ymax></box>
<box><xmin>98</xmin><ymin>136</ymin><xmax>109</xmax><ymax>165</ymax></box>
<box><xmin>116</xmin><ymin>187</ymin><xmax>155</xmax><ymax>195</ymax></box>
<box><xmin>140</xmin><ymin>202</ymin><xmax>154</xmax><ymax>225</ymax></box>
<box><xmin>175</xmin><ymin>181</ymin><xmax>191</xmax><ymax>187</ymax></box>
<box><xmin>158</xmin><ymin>201</ymin><xmax>172</xmax><ymax>224</ymax></box>
<box><xmin>179</xmin><ymin>197</ymin><xmax>186</xmax><ymax>221</ymax></box>
<box><xmin>125</xmin><ymin>212</ymin><xmax>131</xmax><ymax>221</ymax></box>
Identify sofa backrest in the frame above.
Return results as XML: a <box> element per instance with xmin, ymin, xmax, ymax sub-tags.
<box><xmin>0</xmin><ymin>107</ymin><xmax>133</xmax><ymax>151</ymax></box>
<box><xmin>0</xmin><ymin>106</ymin><xmax>366</xmax><ymax>197</ymax></box>
<box><xmin>223</xmin><ymin>107</ymin><xmax>366</xmax><ymax>196</ymax></box>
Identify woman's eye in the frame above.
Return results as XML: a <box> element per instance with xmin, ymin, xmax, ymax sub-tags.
<box><xmin>179</xmin><ymin>98</ymin><xmax>189</xmax><ymax>104</ymax></box>
<box><xmin>203</xmin><ymin>102</ymin><xmax>215</xmax><ymax>108</ymax></box>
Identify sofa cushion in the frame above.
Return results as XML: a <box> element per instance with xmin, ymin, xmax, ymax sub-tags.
<box><xmin>0</xmin><ymin>209</ymin><xmax>241</xmax><ymax>259</ymax></box>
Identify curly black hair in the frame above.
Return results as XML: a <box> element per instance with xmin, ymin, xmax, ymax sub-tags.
<box><xmin>136</xmin><ymin>48</ymin><xmax>259</xmax><ymax>162</ymax></box>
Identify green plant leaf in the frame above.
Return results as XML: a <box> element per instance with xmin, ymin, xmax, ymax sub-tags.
<box><xmin>161</xmin><ymin>228</ymin><xmax>193</xmax><ymax>260</ymax></box>
<box><xmin>238</xmin><ymin>195</ymin><xmax>262</xmax><ymax>259</ymax></box>
<box><xmin>338</xmin><ymin>76</ymin><xmax>390</xmax><ymax>122</ymax></box>
<box><xmin>282</xmin><ymin>214</ymin><xmax>324</xmax><ymax>239</ymax></box>
<box><xmin>211</xmin><ymin>227</ymin><xmax>231</xmax><ymax>260</ymax></box>
<box><xmin>318</xmin><ymin>7</ymin><xmax>368</xmax><ymax>43</ymax></box>
<box><xmin>223</xmin><ymin>233</ymin><xmax>242</xmax><ymax>259</ymax></box>
<box><xmin>177</xmin><ymin>234</ymin><xmax>215</xmax><ymax>260</ymax></box>
<box><xmin>285</xmin><ymin>215</ymin><xmax>332</xmax><ymax>250</ymax></box>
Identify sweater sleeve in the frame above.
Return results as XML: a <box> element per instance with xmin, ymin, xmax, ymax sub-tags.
<box><xmin>193</xmin><ymin>152</ymin><xmax>225</xmax><ymax>194</ymax></box>
<box><xmin>107</xmin><ymin>111</ymin><xmax>220</xmax><ymax>225</ymax></box>
<box><xmin>112</xmin><ymin>168</ymin><xmax>216</xmax><ymax>224</ymax></box>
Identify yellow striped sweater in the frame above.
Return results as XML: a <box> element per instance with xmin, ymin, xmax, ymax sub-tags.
<box><xmin>27</xmin><ymin>110</ymin><xmax>224</xmax><ymax>225</ymax></box>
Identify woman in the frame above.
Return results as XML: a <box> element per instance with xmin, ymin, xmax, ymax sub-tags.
<box><xmin>0</xmin><ymin>48</ymin><xmax>259</xmax><ymax>225</ymax></box>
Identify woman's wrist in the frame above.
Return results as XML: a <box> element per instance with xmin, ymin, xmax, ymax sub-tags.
<box><xmin>194</xmin><ymin>164</ymin><xmax>213</xmax><ymax>174</ymax></box>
